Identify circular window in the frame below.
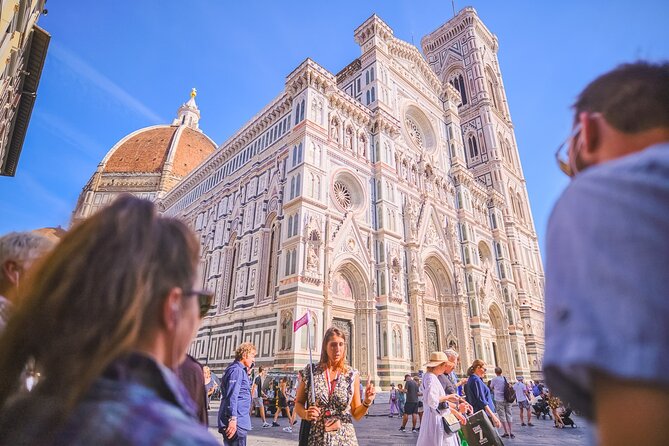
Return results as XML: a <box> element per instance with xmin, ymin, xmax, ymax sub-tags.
<box><xmin>333</xmin><ymin>180</ymin><xmax>352</xmax><ymax>210</ymax></box>
<box><xmin>403</xmin><ymin>105</ymin><xmax>436</xmax><ymax>153</ymax></box>
<box><xmin>405</xmin><ymin>117</ymin><xmax>423</xmax><ymax>149</ymax></box>
<box><xmin>331</xmin><ymin>171</ymin><xmax>365</xmax><ymax>214</ymax></box>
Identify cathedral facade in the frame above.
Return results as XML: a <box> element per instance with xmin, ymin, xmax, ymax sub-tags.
<box><xmin>80</xmin><ymin>8</ymin><xmax>546</xmax><ymax>385</ymax></box>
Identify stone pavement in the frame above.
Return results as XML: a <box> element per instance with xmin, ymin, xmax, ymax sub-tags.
<box><xmin>208</xmin><ymin>392</ymin><xmax>590</xmax><ymax>445</ymax></box>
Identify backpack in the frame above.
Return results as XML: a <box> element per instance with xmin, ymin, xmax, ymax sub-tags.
<box><xmin>503</xmin><ymin>377</ymin><xmax>516</xmax><ymax>403</ymax></box>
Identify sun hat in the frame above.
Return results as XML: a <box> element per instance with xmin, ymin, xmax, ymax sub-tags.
<box><xmin>424</xmin><ymin>351</ymin><xmax>448</xmax><ymax>367</ymax></box>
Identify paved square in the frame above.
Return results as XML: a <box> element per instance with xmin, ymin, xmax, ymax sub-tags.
<box><xmin>209</xmin><ymin>392</ymin><xmax>589</xmax><ymax>445</ymax></box>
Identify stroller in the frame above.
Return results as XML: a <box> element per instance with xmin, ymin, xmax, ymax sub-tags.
<box><xmin>559</xmin><ymin>407</ymin><xmax>577</xmax><ymax>428</ymax></box>
<box><xmin>532</xmin><ymin>397</ymin><xmax>552</xmax><ymax>420</ymax></box>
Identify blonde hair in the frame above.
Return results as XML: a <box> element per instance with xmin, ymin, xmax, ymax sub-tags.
<box><xmin>235</xmin><ymin>342</ymin><xmax>256</xmax><ymax>361</ymax></box>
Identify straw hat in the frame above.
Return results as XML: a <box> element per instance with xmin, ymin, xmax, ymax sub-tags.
<box><xmin>424</xmin><ymin>351</ymin><xmax>448</xmax><ymax>368</ymax></box>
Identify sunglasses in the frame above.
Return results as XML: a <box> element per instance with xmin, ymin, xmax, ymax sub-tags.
<box><xmin>554</xmin><ymin>123</ymin><xmax>582</xmax><ymax>177</ymax></box>
<box><xmin>184</xmin><ymin>289</ymin><xmax>215</xmax><ymax>318</ymax></box>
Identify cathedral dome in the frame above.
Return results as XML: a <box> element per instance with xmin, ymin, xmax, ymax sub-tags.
<box><xmin>72</xmin><ymin>89</ymin><xmax>217</xmax><ymax>223</ymax></box>
<box><xmin>102</xmin><ymin>125</ymin><xmax>214</xmax><ymax>176</ymax></box>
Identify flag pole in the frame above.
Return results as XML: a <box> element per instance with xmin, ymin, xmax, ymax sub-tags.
<box><xmin>307</xmin><ymin>314</ymin><xmax>316</xmax><ymax>405</ymax></box>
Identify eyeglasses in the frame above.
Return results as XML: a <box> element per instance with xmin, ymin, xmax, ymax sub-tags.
<box><xmin>184</xmin><ymin>289</ymin><xmax>215</xmax><ymax>318</ymax></box>
<box><xmin>554</xmin><ymin>123</ymin><xmax>582</xmax><ymax>177</ymax></box>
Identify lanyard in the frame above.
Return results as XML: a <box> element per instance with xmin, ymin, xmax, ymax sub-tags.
<box><xmin>325</xmin><ymin>369</ymin><xmax>340</xmax><ymax>396</ymax></box>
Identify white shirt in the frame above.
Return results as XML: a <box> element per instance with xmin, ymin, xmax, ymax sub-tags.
<box><xmin>513</xmin><ymin>382</ymin><xmax>528</xmax><ymax>402</ymax></box>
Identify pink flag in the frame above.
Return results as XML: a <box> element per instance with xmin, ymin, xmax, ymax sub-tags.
<box><xmin>293</xmin><ymin>312</ymin><xmax>310</xmax><ymax>332</ymax></box>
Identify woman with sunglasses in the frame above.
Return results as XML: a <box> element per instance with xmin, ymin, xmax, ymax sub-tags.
<box><xmin>464</xmin><ymin>359</ymin><xmax>501</xmax><ymax>429</ymax></box>
<box><xmin>0</xmin><ymin>195</ymin><xmax>218</xmax><ymax>445</ymax></box>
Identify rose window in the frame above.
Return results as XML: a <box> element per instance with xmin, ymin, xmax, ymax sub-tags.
<box><xmin>333</xmin><ymin>180</ymin><xmax>352</xmax><ymax>210</ymax></box>
<box><xmin>405</xmin><ymin>117</ymin><xmax>423</xmax><ymax>149</ymax></box>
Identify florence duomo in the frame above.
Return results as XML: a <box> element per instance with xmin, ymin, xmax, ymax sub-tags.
<box><xmin>74</xmin><ymin>7</ymin><xmax>545</xmax><ymax>386</ymax></box>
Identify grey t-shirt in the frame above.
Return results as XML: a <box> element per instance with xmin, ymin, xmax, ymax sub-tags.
<box><xmin>438</xmin><ymin>373</ymin><xmax>457</xmax><ymax>395</ymax></box>
<box><xmin>490</xmin><ymin>376</ymin><xmax>506</xmax><ymax>402</ymax></box>
<box><xmin>544</xmin><ymin>143</ymin><xmax>669</xmax><ymax>419</ymax></box>
<box><xmin>404</xmin><ymin>379</ymin><xmax>419</xmax><ymax>403</ymax></box>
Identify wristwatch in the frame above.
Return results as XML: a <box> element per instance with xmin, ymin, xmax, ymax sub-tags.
<box><xmin>229</xmin><ymin>416</ymin><xmax>237</xmax><ymax>423</ymax></box>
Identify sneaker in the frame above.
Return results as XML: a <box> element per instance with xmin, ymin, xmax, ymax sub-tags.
<box><xmin>411</xmin><ymin>428</ymin><xmax>417</xmax><ymax>433</ymax></box>
<box><xmin>510</xmin><ymin>434</ymin><xmax>516</xmax><ymax>438</ymax></box>
<box><xmin>528</xmin><ymin>422</ymin><xmax>535</xmax><ymax>426</ymax></box>
<box><xmin>521</xmin><ymin>423</ymin><xmax>526</xmax><ymax>426</ymax></box>
<box><xmin>262</xmin><ymin>422</ymin><xmax>271</xmax><ymax>428</ymax></box>
<box><xmin>282</xmin><ymin>426</ymin><xmax>292</xmax><ymax>433</ymax></box>
<box><xmin>399</xmin><ymin>427</ymin><xmax>406</xmax><ymax>432</ymax></box>
<box><xmin>272</xmin><ymin>421</ymin><xmax>280</xmax><ymax>427</ymax></box>
<box><xmin>501</xmin><ymin>434</ymin><xmax>510</xmax><ymax>438</ymax></box>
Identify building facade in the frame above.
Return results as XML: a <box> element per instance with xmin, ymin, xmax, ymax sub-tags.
<box><xmin>156</xmin><ymin>9</ymin><xmax>545</xmax><ymax>384</ymax></box>
<box><xmin>0</xmin><ymin>0</ymin><xmax>49</xmax><ymax>176</ymax></box>
<box><xmin>75</xmin><ymin>9</ymin><xmax>545</xmax><ymax>384</ymax></box>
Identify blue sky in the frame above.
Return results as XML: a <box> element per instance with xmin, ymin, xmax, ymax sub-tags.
<box><xmin>1</xmin><ymin>0</ymin><xmax>667</xmax><ymax>254</ymax></box>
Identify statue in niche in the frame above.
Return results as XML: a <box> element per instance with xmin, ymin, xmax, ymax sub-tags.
<box><xmin>345</xmin><ymin>127</ymin><xmax>353</xmax><ymax>150</ymax></box>
<box><xmin>359</xmin><ymin>135</ymin><xmax>367</xmax><ymax>158</ymax></box>
<box><xmin>330</xmin><ymin>119</ymin><xmax>340</xmax><ymax>142</ymax></box>
<box><xmin>410</xmin><ymin>251</ymin><xmax>418</xmax><ymax>273</ymax></box>
<box><xmin>455</xmin><ymin>270</ymin><xmax>464</xmax><ymax>294</ymax></box>
<box><xmin>307</xmin><ymin>244</ymin><xmax>319</xmax><ymax>272</ymax></box>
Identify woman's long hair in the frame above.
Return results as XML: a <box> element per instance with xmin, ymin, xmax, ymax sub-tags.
<box><xmin>467</xmin><ymin>359</ymin><xmax>485</xmax><ymax>376</ymax></box>
<box><xmin>0</xmin><ymin>195</ymin><xmax>199</xmax><ymax>423</ymax></box>
<box><xmin>318</xmin><ymin>327</ymin><xmax>347</xmax><ymax>372</ymax></box>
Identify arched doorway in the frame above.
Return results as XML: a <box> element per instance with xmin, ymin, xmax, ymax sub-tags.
<box><xmin>330</xmin><ymin>261</ymin><xmax>370</xmax><ymax>371</ymax></box>
<box><xmin>488</xmin><ymin>304</ymin><xmax>511</xmax><ymax>373</ymax></box>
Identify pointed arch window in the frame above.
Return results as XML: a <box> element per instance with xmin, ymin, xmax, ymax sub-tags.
<box><xmin>225</xmin><ymin>242</ymin><xmax>239</xmax><ymax>309</ymax></box>
<box><xmin>468</xmin><ymin>135</ymin><xmax>479</xmax><ymax>159</ymax></box>
<box><xmin>265</xmin><ymin>222</ymin><xmax>279</xmax><ymax>299</ymax></box>
<box><xmin>450</xmin><ymin>73</ymin><xmax>468</xmax><ymax>105</ymax></box>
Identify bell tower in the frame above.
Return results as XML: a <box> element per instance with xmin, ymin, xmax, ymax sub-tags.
<box><xmin>422</xmin><ymin>8</ymin><xmax>546</xmax><ymax>379</ymax></box>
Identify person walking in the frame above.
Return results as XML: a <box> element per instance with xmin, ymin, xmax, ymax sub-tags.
<box><xmin>204</xmin><ymin>365</ymin><xmax>219</xmax><ymax>409</ymax></box>
<box><xmin>397</xmin><ymin>383</ymin><xmax>406</xmax><ymax>415</ymax></box>
<box><xmin>389</xmin><ymin>383</ymin><xmax>400</xmax><ymax>417</ymax></box>
<box><xmin>513</xmin><ymin>376</ymin><xmax>533</xmax><ymax>427</ymax></box>
<box><xmin>399</xmin><ymin>374</ymin><xmax>420</xmax><ymax>433</ymax></box>
<box><xmin>417</xmin><ymin>352</ymin><xmax>467</xmax><ymax>446</ymax></box>
<box><xmin>218</xmin><ymin>342</ymin><xmax>257</xmax><ymax>446</ymax></box>
<box><xmin>464</xmin><ymin>360</ymin><xmax>501</xmax><ymax>429</ymax></box>
<box><xmin>272</xmin><ymin>377</ymin><xmax>295</xmax><ymax>432</ymax></box>
<box><xmin>489</xmin><ymin>367</ymin><xmax>514</xmax><ymax>438</ymax></box>
<box><xmin>294</xmin><ymin>326</ymin><xmax>376</xmax><ymax>445</ymax></box>
<box><xmin>0</xmin><ymin>195</ymin><xmax>219</xmax><ymax>445</ymax></box>
<box><xmin>251</xmin><ymin>367</ymin><xmax>271</xmax><ymax>428</ymax></box>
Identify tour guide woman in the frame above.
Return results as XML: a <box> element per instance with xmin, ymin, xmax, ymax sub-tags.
<box><xmin>464</xmin><ymin>359</ymin><xmax>501</xmax><ymax>428</ymax></box>
<box><xmin>0</xmin><ymin>196</ymin><xmax>219</xmax><ymax>445</ymax></box>
<box><xmin>294</xmin><ymin>326</ymin><xmax>376</xmax><ymax>445</ymax></box>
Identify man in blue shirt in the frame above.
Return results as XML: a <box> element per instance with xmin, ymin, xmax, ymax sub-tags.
<box><xmin>218</xmin><ymin>342</ymin><xmax>256</xmax><ymax>446</ymax></box>
<box><xmin>545</xmin><ymin>61</ymin><xmax>669</xmax><ymax>445</ymax></box>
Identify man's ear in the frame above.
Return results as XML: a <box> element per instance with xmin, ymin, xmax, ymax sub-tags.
<box><xmin>579</xmin><ymin>112</ymin><xmax>602</xmax><ymax>163</ymax></box>
<box><xmin>1</xmin><ymin>260</ymin><xmax>19</xmax><ymax>286</ymax></box>
<box><xmin>162</xmin><ymin>287</ymin><xmax>182</xmax><ymax>331</ymax></box>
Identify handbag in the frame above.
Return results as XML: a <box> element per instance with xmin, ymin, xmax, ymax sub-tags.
<box><xmin>503</xmin><ymin>377</ymin><xmax>516</xmax><ymax>403</ymax></box>
<box><xmin>441</xmin><ymin>410</ymin><xmax>462</xmax><ymax>433</ymax></box>
<box><xmin>461</xmin><ymin>410</ymin><xmax>505</xmax><ymax>446</ymax></box>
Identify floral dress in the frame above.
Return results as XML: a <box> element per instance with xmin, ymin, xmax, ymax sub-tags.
<box><xmin>300</xmin><ymin>364</ymin><xmax>358</xmax><ymax>446</ymax></box>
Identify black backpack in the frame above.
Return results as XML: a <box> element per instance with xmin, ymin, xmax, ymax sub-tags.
<box><xmin>503</xmin><ymin>377</ymin><xmax>516</xmax><ymax>403</ymax></box>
